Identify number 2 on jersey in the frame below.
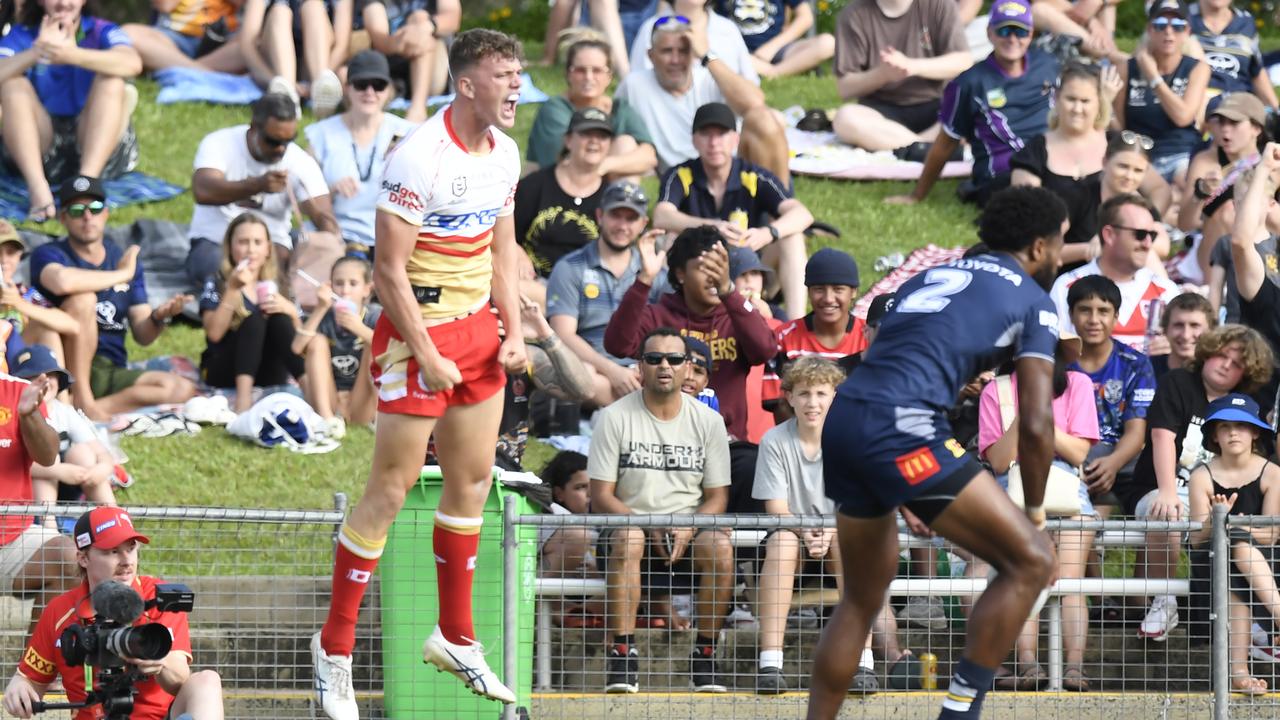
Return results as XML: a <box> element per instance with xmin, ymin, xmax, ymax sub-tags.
<box><xmin>898</xmin><ymin>268</ymin><xmax>972</xmax><ymax>314</ymax></box>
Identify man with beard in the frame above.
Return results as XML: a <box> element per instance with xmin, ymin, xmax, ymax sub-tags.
<box><xmin>807</xmin><ymin>186</ymin><xmax>1066</xmax><ymax>720</ymax></box>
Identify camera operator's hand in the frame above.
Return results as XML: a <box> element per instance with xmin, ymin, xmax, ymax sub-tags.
<box><xmin>129</xmin><ymin>657</ymin><xmax>166</xmax><ymax>678</ymax></box>
<box><xmin>3</xmin><ymin>672</ymin><xmax>45</xmax><ymax>719</ymax></box>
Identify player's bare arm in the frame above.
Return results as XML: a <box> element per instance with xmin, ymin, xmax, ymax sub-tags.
<box><xmin>490</xmin><ymin>213</ymin><xmax>528</xmax><ymax>374</ymax></box>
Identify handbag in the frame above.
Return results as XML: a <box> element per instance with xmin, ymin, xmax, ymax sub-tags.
<box><xmin>994</xmin><ymin>375</ymin><xmax>1083</xmax><ymax>516</ymax></box>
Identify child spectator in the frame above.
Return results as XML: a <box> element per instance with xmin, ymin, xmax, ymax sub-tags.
<box><xmin>753</xmin><ymin>356</ymin><xmax>881</xmax><ymax>695</ymax></box>
<box><xmin>1066</xmin><ymin>275</ymin><xmax>1156</xmax><ymax>510</ymax></box>
<box><xmin>538</xmin><ymin>450</ymin><xmax>604</xmax><ymax>626</ymax></box>
<box><xmin>198</xmin><ymin>213</ymin><xmax>306</xmax><ymax>415</ymax></box>
<box><xmin>715</xmin><ymin>0</ymin><xmax>834</xmax><ymax>79</ymax></box>
<box><xmin>294</xmin><ymin>256</ymin><xmax>379</xmax><ymax>435</ymax></box>
<box><xmin>0</xmin><ymin>222</ymin><xmax>74</xmax><ymax>368</ymax></box>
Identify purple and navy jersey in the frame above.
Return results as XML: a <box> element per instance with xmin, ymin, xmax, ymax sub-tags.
<box><xmin>0</xmin><ymin>16</ymin><xmax>132</xmax><ymax>118</ymax></box>
<box><xmin>1189</xmin><ymin>5</ymin><xmax>1264</xmax><ymax>94</ymax></box>
<box><xmin>840</xmin><ymin>252</ymin><xmax>1059</xmax><ymax>413</ymax></box>
<box><xmin>939</xmin><ymin>50</ymin><xmax>1058</xmax><ymax>184</ymax></box>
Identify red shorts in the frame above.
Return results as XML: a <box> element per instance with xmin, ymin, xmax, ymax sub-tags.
<box><xmin>370</xmin><ymin>308</ymin><xmax>504</xmax><ymax>417</ymax></box>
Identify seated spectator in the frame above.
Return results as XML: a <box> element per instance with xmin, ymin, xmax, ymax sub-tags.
<box><xmin>1065</xmin><ymin>275</ymin><xmax>1155</xmax><ymax>512</ymax></box>
<box><xmin>1050</xmin><ymin>193</ymin><xmax>1179</xmax><ymax>349</ymax></box>
<box><xmin>237</xmin><ymin>0</ymin><xmax>352</xmax><ymax>116</ymax></box>
<box><xmin>888</xmin><ymin>2</ymin><xmax>1059</xmax><ymax>207</ymax></box>
<box><xmin>1189</xmin><ymin>0</ymin><xmax>1278</xmax><ymax>113</ymax></box>
<box><xmin>1230</xmin><ymin>144</ymin><xmax>1280</xmax><ymax>361</ymax></box>
<box><xmin>1115</xmin><ymin>0</ymin><xmax>1210</xmax><ymax>185</ymax></box>
<box><xmin>1029</xmin><ymin>0</ymin><xmax>1120</xmax><ymax>60</ymax></box>
<box><xmin>538</xmin><ymin>450</ymin><xmax>604</xmax><ymax>625</ymax></box>
<box><xmin>293</xmin><ymin>256</ymin><xmax>378</xmax><ymax>431</ymax></box>
<box><xmin>831</xmin><ymin>0</ymin><xmax>972</xmax><ymax>153</ymax></box>
<box><xmin>654</xmin><ymin>102</ymin><xmax>813</xmax><ymax>319</ymax></box>
<box><xmin>0</xmin><ymin>223</ymin><xmax>74</xmax><ymax>367</ymax></box>
<box><xmin>753</xmin><ymin>356</ymin><xmax>880</xmax><ymax>695</ymax></box>
<box><xmin>0</xmin><ymin>0</ymin><xmax>141</xmax><ymax>223</ymax></box>
<box><xmin>603</xmin><ymin>225</ymin><xmax>776</xmax><ymax>445</ymax></box>
<box><xmin>762</xmin><ymin>248</ymin><xmax>866</xmax><ymax>421</ymax></box>
<box><xmin>630</xmin><ymin>0</ymin><xmax>760</xmax><ymax>83</ymax></box>
<box><xmin>1124</xmin><ymin>323</ymin><xmax>1274</xmax><ymax>641</ymax></box>
<box><xmin>589</xmin><ymin>327</ymin><xmax>734</xmax><ymax>694</ymax></box>
<box><xmin>199</xmin><ymin>213</ymin><xmax>306</xmax><ymax>416</ymax></box>
<box><xmin>1010</xmin><ymin>63</ymin><xmax>1122</xmax><ymax>266</ymax></box>
<box><xmin>32</xmin><ymin>177</ymin><xmax>195</xmax><ymax>421</ymax></box>
<box><xmin>1071</xmin><ymin>132</ymin><xmax>1174</xmax><ymax>256</ymax></box>
<box><xmin>539</xmin><ymin>0</ymin><xmax>631</xmax><ymax>75</ymax></box>
<box><xmin>10</xmin><ymin>346</ymin><xmax>116</xmax><ymax>526</ymax></box>
<box><xmin>715</xmin><ymin>0</ymin><xmax>835</xmax><ymax>79</ymax></box>
<box><xmin>526</xmin><ymin>32</ymin><xmax>657</xmax><ymax>177</ymax></box>
<box><xmin>729</xmin><ymin>246</ymin><xmax>780</xmax><ymax>444</ymax></box>
<box><xmin>1180</xmin><ymin>93</ymin><xmax>1267</xmax><ymax>282</ymax></box>
<box><xmin>1151</xmin><ymin>292</ymin><xmax>1216</xmax><ymax>377</ymax></box>
<box><xmin>1187</xmin><ymin>392</ymin><xmax>1280</xmax><ymax>695</ymax></box>
<box><xmin>517</xmin><ymin>108</ymin><xmax>613</xmax><ymax>277</ymax></box>
<box><xmin>361</xmin><ymin>0</ymin><xmax>461</xmax><ymax>124</ymax></box>
<box><xmin>547</xmin><ymin>181</ymin><xmax>654</xmax><ymax>407</ymax></box>
<box><xmin>304</xmin><ymin>50</ymin><xmax>413</xmax><ymax>256</ymax></box>
<box><xmin>978</xmin><ymin>344</ymin><xmax>1099</xmax><ymax>690</ymax></box>
<box><xmin>188</xmin><ymin>92</ymin><xmax>338</xmax><ymax>285</ymax></box>
<box><xmin>616</xmin><ymin>16</ymin><xmax>790</xmax><ymax>185</ymax></box>
<box><xmin>122</xmin><ymin>0</ymin><xmax>246</xmax><ymax>74</ymax></box>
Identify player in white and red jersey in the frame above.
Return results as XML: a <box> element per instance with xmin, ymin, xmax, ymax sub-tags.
<box><xmin>311</xmin><ymin>29</ymin><xmax>527</xmax><ymax>719</ymax></box>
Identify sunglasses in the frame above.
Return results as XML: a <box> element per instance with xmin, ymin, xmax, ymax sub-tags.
<box><xmin>642</xmin><ymin>352</ymin><xmax>688</xmax><ymax>366</ymax></box>
<box><xmin>1111</xmin><ymin>225</ymin><xmax>1157</xmax><ymax>242</ymax></box>
<box><xmin>352</xmin><ymin>78</ymin><xmax>389</xmax><ymax>93</ymax></box>
<box><xmin>1118</xmin><ymin>130</ymin><xmax>1155</xmax><ymax>151</ymax></box>
<box><xmin>994</xmin><ymin>25</ymin><xmax>1031</xmax><ymax>39</ymax></box>
<box><xmin>258</xmin><ymin>130</ymin><xmax>296</xmax><ymax>149</ymax></box>
<box><xmin>654</xmin><ymin>14</ymin><xmax>691</xmax><ymax>29</ymax></box>
<box><xmin>1150</xmin><ymin>17</ymin><xmax>1188</xmax><ymax>31</ymax></box>
<box><xmin>66</xmin><ymin>201</ymin><xmax>106</xmax><ymax>218</ymax></box>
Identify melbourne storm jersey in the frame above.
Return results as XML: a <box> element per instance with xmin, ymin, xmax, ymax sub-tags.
<box><xmin>839</xmin><ymin>252</ymin><xmax>1059</xmax><ymax>412</ymax></box>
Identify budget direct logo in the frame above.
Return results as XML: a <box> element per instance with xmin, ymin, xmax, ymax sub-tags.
<box><xmin>382</xmin><ymin>182</ymin><xmax>423</xmax><ymax>213</ymax></box>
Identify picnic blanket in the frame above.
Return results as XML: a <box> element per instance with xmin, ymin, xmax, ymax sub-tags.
<box><xmin>787</xmin><ymin>128</ymin><xmax>973</xmax><ymax>182</ymax></box>
<box><xmin>386</xmin><ymin>72</ymin><xmax>548</xmax><ymax>111</ymax></box>
<box><xmin>156</xmin><ymin>67</ymin><xmax>263</xmax><ymax>105</ymax></box>
<box><xmin>0</xmin><ymin>172</ymin><xmax>184</xmax><ymax>221</ymax></box>
<box><xmin>852</xmin><ymin>244</ymin><xmax>968</xmax><ymax>319</ymax></box>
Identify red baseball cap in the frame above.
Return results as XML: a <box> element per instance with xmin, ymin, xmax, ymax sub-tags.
<box><xmin>73</xmin><ymin>507</ymin><xmax>150</xmax><ymax>550</ymax></box>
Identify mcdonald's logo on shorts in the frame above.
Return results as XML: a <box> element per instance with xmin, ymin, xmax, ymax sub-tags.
<box><xmin>895</xmin><ymin>447</ymin><xmax>941</xmax><ymax>485</ymax></box>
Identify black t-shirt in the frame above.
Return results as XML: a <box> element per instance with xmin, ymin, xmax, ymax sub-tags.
<box><xmin>1125</xmin><ymin>368</ymin><xmax>1209</xmax><ymax>514</ymax></box>
<box><xmin>1149</xmin><ymin>352</ymin><xmax>1170</xmax><ymax>381</ymax></box>
<box><xmin>513</xmin><ymin>165</ymin><xmax>604</xmax><ymax>277</ymax></box>
<box><xmin>1239</xmin><ymin>258</ymin><xmax>1280</xmax><ymax>362</ymax></box>
<box><xmin>1210</xmin><ymin>234</ymin><xmax>1280</xmax><ymax>324</ymax></box>
<box><xmin>1010</xmin><ymin>135</ymin><xmax>1102</xmax><ymax>250</ymax></box>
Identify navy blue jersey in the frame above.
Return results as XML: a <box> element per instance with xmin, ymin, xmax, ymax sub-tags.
<box><xmin>1189</xmin><ymin>5</ymin><xmax>1264</xmax><ymax>94</ymax></box>
<box><xmin>940</xmin><ymin>50</ymin><xmax>1059</xmax><ymax>183</ymax></box>
<box><xmin>840</xmin><ymin>253</ymin><xmax>1059</xmax><ymax>412</ymax></box>
<box><xmin>31</xmin><ymin>239</ymin><xmax>147</xmax><ymax>368</ymax></box>
<box><xmin>1125</xmin><ymin>55</ymin><xmax>1202</xmax><ymax>161</ymax></box>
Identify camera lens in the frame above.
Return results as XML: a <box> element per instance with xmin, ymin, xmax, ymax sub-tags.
<box><xmin>104</xmin><ymin>624</ymin><xmax>173</xmax><ymax>661</ymax></box>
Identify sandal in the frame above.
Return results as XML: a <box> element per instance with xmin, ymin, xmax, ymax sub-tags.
<box><xmin>993</xmin><ymin>664</ymin><xmax>1017</xmax><ymax>690</ymax></box>
<box><xmin>1061</xmin><ymin>666</ymin><xmax>1091</xmax><ymax>692</ymax></box>
<box><xmin>1012</xmin><ymin>663</ymin><xmax>1047</xmax><ymax>691</ymax></box>
<box><xmin>1231</xmin><ymin>672</ymin><xmax>1268</xmax><ymax>696</ymax></box>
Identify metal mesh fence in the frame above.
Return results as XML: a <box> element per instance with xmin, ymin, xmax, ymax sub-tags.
<box><xmin>514</xmin><ymin>512</ymin><xmax>1247</xmax><ymax>720</ymax></box>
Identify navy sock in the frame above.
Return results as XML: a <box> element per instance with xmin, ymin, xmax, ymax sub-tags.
<box><xmin>937</xmin><ymin>657</ymin><xmax>996</xmax><ymax>719</ymax></box>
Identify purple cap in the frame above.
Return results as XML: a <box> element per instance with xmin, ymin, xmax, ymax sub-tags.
<box><xmin>989</xmin><ymin>0</ymin><xmax>1033</xmax><ymax>30</ymax></box>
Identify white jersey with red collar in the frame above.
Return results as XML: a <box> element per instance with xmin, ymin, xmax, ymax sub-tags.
<box><xmin>376</xmin><ymin>105</ymin><xmax>520</xmax><ymax>319</ymax></box>
<box><xmin>1050</xmin><ymin>260</ymin><xmax>1180</xmax><ymax>347</ymax></box>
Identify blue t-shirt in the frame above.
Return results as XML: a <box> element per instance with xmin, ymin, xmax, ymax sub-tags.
<box><xmin>1189</xmin><ymin>5</ymin><xmax>1264</xmax><ymax>94</ymax></box>
<box><xmin>1125</xmin><ymin>55</ymin><xmax>1202</xmax><ymax>161</ymax></box>
<box><xmin>31</xmin><ymin>239</ymin><xmax>147</xmax><ymax>368</ymax></box>
<box><xmin>714</xmin><ymin>0</ymin><xmax>803</xmax><ymax>53</ymax></box>
<box><xmin>1069</xmin><ymin>340</ymin><xmax>1157</xmax><ymax>446</ymax></box>
<box><xmin>545</xmin><ymin>241</ymin><xmax>641</xmax><ymax>364</ymax></box>
<box><xmin>841</xmin><ymin>252</ymin><xmax>1059</xmax><ymax>413</ymax></box>
<box><xmin>939</xmin><ymin>50</ymin><xmax>1059</xmax><ymax>184</ymax></box>
<box><xmin>0</xmin><ymin>16</ymin><xmax>132</xmax><ymax>118</ymax></box>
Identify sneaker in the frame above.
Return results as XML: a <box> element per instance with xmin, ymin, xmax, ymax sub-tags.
<box><xmin>422</xmin><ymin>626</ymin><xmax>516</xmax><ymax>704</ymax></box>
<box><xmin>787</xmin><ymin>607</ymin><xmax>820</xmax><ymax>630</ymax></box>
<box><xmin>899</xmin><ymin>596</ymin><xmax>948</xmax><ymax>631</ymax></box>
<box><xmin>690</xmin><ymin>645</ymin><xmax>726</xmax><ymax>693</ymax></box>
<box><xmin>849</xmin><ymin>666</ymin><xmax>879</xmax><ymax>695</ymax></box>
<box><xmin>311</xmin><ymin>632</ymin><xmax>358</xmax><ymax>720</ymax></box>
<box><xmin>724</xmin><ymin>605</ymin><xmax>758</xmax><ymax>630</ymax></box>
<box><xmin>1137</xmin><ymin>597</ymin><xmax>1179</xmax><ymax>641</ymax></box>
<box><xmin>268</xmin><ymin>75</ymin><xmax>302</xmax><ymax>118</ymax></box>
<box><xmin>311</xmin><ymin>69</ymin><xmax>343</xmax><ymax>118</ymax></box>
<box><xmin>756</xmin><ymin>666</ymin><xmax>788</xmax><ymax>695</ymax></box>
<box><xmin>326</xmin><ymin>416</ymin><xmax>347</xmax><ymax>440</ymax></box>
<box><xmin>604</xmin><ymin>645</ymin><xmax>639</xmax><ymax>693</ymax></box>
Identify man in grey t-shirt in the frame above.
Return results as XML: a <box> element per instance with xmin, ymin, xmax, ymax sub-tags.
<box><xmin>589</xmin><ymin>327</ymin><xmax>733</xmax><ymax>694</ymax></box>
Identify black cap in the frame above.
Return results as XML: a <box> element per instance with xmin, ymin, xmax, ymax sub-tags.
<box><xmin>685</xmin><ymin>336</ymin><xmax>712</xmax><ymax>367</ymax></box>
<box><xmin>347</xmin><ymin>50</ymin><xmax>392</xmax><ymax>84</ymax></box>
<box><xmin>567</xmin><ymin>107</ymin><xmax>614</xmax><ymax>135</ymax></box>
<box><xmin>1147</xmin><ymin>0</ymin><xmax>1189</xmax><ymax>19</ymax></box>
<box><xmin>692</xmin><ymin>102</ymin><xmax>736</xmax><ymax>133</ymax></box>
<box><xmin>58</xmin><ymin>175</ymin><xmax>106</xmax><ymax>207</ymax></box>
<box><xmin>865</xmin><ymin>293</ymin><xmax>896</xmax><ymax>328</ymax></box>
<box><xmin>600</xmin><ymin>180</ymin><xmax>648</xmax><ymax>215</ymax></box>
<box><xmin>805</xmin><ymin>247</ymin><xmax>860</xmax><ymax>288</ymax></box>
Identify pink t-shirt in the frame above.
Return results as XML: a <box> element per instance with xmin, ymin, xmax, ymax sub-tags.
<box><xmin>977</xmin><ymin>371</ymin><xmax>1100</xmax><ymax>459</ymax></box>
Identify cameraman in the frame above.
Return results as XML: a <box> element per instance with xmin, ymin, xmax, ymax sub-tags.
<box><xmin>1</xmin><ymin>507</ymin><xmax>224</xmax><ymax>720</ymax></box>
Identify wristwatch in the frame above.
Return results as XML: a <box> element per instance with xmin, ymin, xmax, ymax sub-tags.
<box><xmin>767</xmin><ymin>225</ymin><xmax>780</xmax><ymax>242</ymax></box>
<box><xmin>701</xmin><ymin>52</ymin><xmax>719</xmax><ymax>68</ymax></box>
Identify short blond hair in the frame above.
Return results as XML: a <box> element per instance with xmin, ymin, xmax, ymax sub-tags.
<box><xmin>781</xmin><ymin>356</ymin><xmax>846</xmax><ymax>393</ymax></box>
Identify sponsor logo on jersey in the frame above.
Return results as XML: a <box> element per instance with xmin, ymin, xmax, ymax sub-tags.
<box><xmin>382</xmin><ymin>181</ymin><xmax>424</xmax><ymax>213</ymax></box>
<box><xmin>452</xmin><ymin>176</ymin><xmax>468</xmax><ymax>197</ymax></box>
<box><xmin>425</xmin><ymin>208</ymin><xmax>503</xmax><ymax>232</ymax></box>
<box><xmin>895</xmin><ymin>447</ymin><xmax>941</xmax><ymax>485</ymax></box>
<box><xmin>23</xmin><ymin>647</ymin><xmax>54</xmax><ymax>676</ymax></box>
